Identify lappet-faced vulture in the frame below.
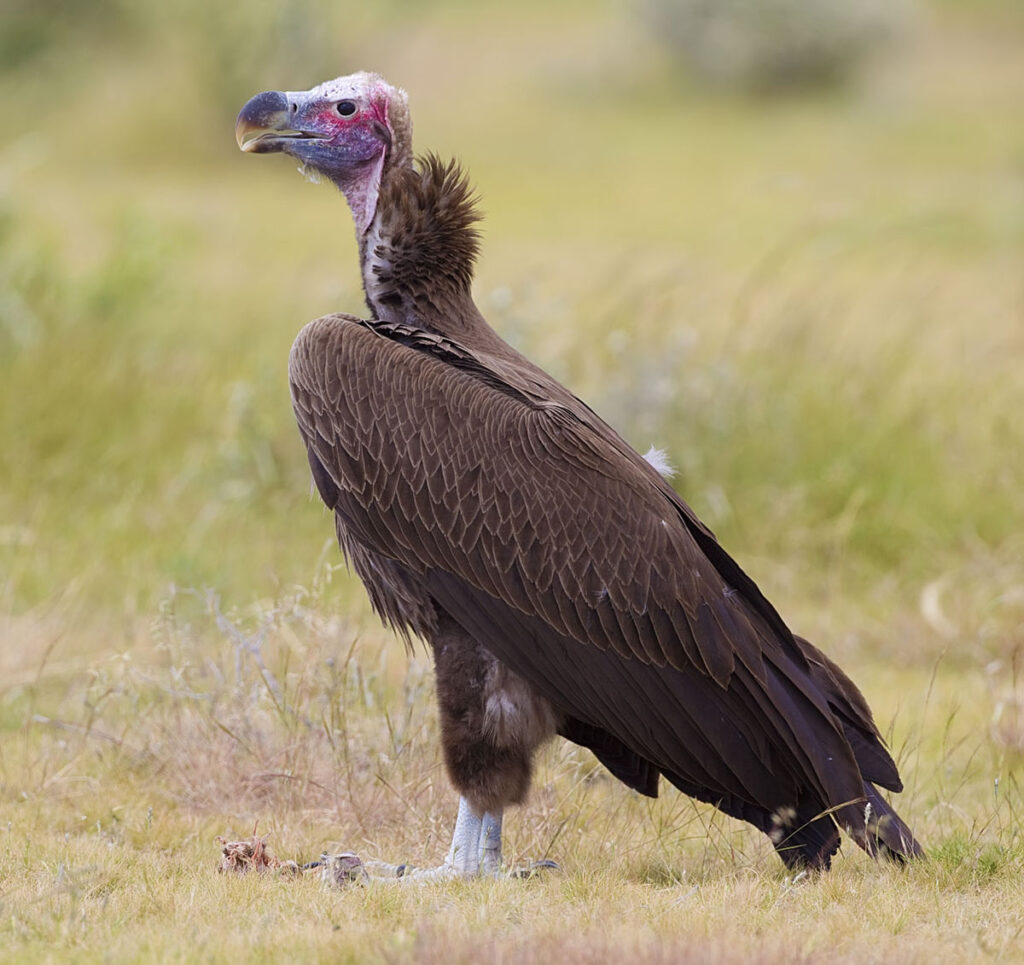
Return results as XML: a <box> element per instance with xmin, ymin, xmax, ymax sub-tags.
<box><xmin>236</xmin><ymin>72</ymin><xmax>922</xmax><ymax>877</ymax></box>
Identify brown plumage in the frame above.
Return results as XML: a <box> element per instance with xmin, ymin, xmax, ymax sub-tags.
<box><xmin>237</xmin><ymin>72</ymin><xmax>923</xmax><ymax>872</ymax></box>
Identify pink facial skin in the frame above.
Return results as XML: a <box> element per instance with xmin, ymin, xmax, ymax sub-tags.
<box><xmin>237</xmin><ymin>73</ymin><xmax>402</xmax><ymax>233</ymax></box>
<box><xmin>284</xmin><ymin>98</ymin><xmax>392</xmax><ymax>233</ymax></box>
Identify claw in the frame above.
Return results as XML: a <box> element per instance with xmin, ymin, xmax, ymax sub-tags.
<box><xmin>319</xmin><ymin>851</ymin><xmax>370</xmax><ymax>887</ymax></box>
<box><xmin>509</xmin><ymin>858</ymin><xmax>560</xmax><ymax>879</ymax></box>
<box><xmin>314</xmin><ymin>798</ymin><xmax>560</xmax><ymax>885</ymax></box>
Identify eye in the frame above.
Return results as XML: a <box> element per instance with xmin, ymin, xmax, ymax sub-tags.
<box><xmin>336</xmin><ymin>100</ymin><xmax>357</xmax><ymax>117</ymax></box>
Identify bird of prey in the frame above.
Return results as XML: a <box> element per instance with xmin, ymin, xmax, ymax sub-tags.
<box><xmin>236</xmin><ymin>72</ymin><xmax>922</xmax><ymax>877</ymax></box>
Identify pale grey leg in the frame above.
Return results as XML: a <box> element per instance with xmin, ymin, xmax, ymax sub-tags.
<box><xmin>318</xmin><ymin>797</ymin><xmax>559</xmax><ymax>886</ymax></box>
<box><xmin>444</xmin><ymin>796</ymin><xmax>485</xmax><ymax>875</ymax></box>
<box><xmin>344</xmin><ymin>796</ymin><xmax>499</xmax><ymax>882</ymax></box>
<box><xmin>479</xmin><ymin>809</ymin><xmax>503</xmax><ymax>875</ymax></box>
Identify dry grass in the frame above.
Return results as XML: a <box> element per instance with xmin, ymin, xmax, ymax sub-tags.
<box><xmin>2</xmin><ymin>593</ymin><xmax>1023</xmax><ymax>963</ymax></box>
<box><xmin>2</xmin><ymin>1</ymin><xmax>1024</xmax><ymax>961</ymax></box>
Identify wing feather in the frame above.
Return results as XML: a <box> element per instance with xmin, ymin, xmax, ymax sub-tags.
<box><xmin>289</xmin><ymin>313</ymin><xmax>893</xmax><ymax>828</ymax></box>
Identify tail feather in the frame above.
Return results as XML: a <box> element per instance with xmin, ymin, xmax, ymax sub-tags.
<box><xmin>795</xmin><ymin>635</ymin><xmax>903</xmax><ymax>790</ymax></box>
<box><xmin>771</xmin><ymin>785</ymin><xmax>923</xmax><ymax>870</ymax></box>
<box><xmin>860</xmin><ymin>782</ymin><xmax>925</xmax><ymax>862</ymax></box>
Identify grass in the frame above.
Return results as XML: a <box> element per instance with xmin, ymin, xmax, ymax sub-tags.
<box><xmin>2</xmin><ymin>1</ymin><xmax>1024</xmax><ymax>961</ymax></box>
<box><xmin>3</xmin><ymin>598</ymin><xmax>1024</xmax><ymax>961</ymax></box>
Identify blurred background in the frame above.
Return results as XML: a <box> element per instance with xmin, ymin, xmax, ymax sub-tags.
<box><xmin>2</xmin><ymin>6</ymin><xmax>1024</xmax><ymax>946</ymax></box>
<box><xmin>1</xmin><ymin>0</ymin><xmax>1022</xmax><ymax>667</ymax></box>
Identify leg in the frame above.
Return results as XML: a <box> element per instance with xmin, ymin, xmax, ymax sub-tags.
<box><xmin>324</xmin><ymin>797</ymin><xmax>502</xmax><ymax>882</ymax></box>
<box><xmin>431</xmin><ymin>614</ymin><xmax>558</xmax><ymax>817</ymax></box>
<box><xmin>445</xmin><ymin>796</ymin><xmax>506</xmax><ymax>876</ymax></box>
<box><xmin>445</xmin><ymin>795</ymin><xmax>484</xmax><ymax>874</ymax></box>
<box><xmin>318</xmin><ymin>614</ymin><xmax>559</xmax><ymax>885</ymax></box>
<box><xmin>479</xmin><ymin>809</ymin><xmax>503</xmax><ymax>875</ymax></box>
<box><xmin>395</xmin><ymin>797</ymin><xmax>503</xmax><ymax>879</ymax></box>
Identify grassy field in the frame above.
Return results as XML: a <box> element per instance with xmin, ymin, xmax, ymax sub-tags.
<box><xmin>2</xmin><ymin>1</ymin><xmax>1024</xmax><ymax>961</ymax></box>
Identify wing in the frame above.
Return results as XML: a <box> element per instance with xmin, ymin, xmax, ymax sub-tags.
<box><xmin>292</xmin><ymin>315</ymin><xmax>777</xmax><ymax>679</ymax></box>
<box><xmin>289</xmin><ymin>313</ymin><xmax>894</xmax><ymax>826</ymax></box>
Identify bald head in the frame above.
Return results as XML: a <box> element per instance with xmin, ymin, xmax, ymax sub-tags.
<box><xmin>236</xmin><ymin>72</ymin><xmax>413</xmax><ymax>233</ymax></box>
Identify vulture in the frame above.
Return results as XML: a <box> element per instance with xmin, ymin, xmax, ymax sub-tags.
<box><xmin>235</xmin><ymin>72</ymin><xmax>923</xmax><ymax>877</ymax></box>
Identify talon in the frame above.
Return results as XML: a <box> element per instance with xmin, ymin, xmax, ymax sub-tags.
<box><xmin>320</xmin><ymin>851</ymin><xmax>370</xmax><ymax>887</ymax></box>
<box><xmin>510</xmin><ymin>859</ymin><xmax>560</xmax><ymax>879</ymax></box>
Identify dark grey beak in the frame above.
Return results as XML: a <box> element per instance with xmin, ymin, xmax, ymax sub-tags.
<box><xmin>235</xmin><ymin>90</ymin><xmax>292</xmax><ymax>152</ymax></box>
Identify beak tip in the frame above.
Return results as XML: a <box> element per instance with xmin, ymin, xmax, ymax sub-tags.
<box><xmin>235</xmin><ymin>90</ymin><xmax>290</xmax><ymax>152</ymax></box>
<box><xmin>235</xmin><ymin>125</ymin><xmax>259</xmax><ymax>152</ymax></box>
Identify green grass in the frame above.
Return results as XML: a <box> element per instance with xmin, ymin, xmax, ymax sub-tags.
<box><xmin>3</xmin><ymin>599</ymin><xmax>1024</xmax><ymax>962</ymax></box>
<box><xmin>2</xmin><ymin>1</ymin><xmax>1024</xmax><ymax>961</ymax></box>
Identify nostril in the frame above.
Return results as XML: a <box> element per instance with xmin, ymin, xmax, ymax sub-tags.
<box><xmin>290</xmin><ymin>102</ymin><xmax>297</xmax><ymax>113</ymax></box>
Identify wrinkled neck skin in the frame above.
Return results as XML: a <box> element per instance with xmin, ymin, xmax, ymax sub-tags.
<box><xmin>351</xmin><ymin>158</ymin><xmax>509</xmax><ymax>357</ymax></box>
<box><xmin>332</xmin><ymin>160</ymin><xmax>384</xmax><ymax>238</ymax></box>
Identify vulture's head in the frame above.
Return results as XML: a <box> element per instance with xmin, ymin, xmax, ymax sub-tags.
<box><xmin>236</xmin><ymin>72</ymin><xmax>412</xmax><ymax>233</ymax></box>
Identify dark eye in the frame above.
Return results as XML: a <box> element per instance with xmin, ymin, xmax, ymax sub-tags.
<box><xmin>336</xmin><ymin>100</ymin><xmax>357</xmax><ymax>117</ymax></box>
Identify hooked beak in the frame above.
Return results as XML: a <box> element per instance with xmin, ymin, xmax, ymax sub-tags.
<box><xmin>235</xmin><ymin>90</ymin><xmax>327</xmax><ymax>153</ymax></box>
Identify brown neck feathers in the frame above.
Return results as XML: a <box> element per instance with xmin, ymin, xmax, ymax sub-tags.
<box><xmin>360</xmin><ymin>155</ymin><xmax>490</xmax><ymax>342</ymax></box>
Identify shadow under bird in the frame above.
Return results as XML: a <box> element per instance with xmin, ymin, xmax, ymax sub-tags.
<box><xmin>236</xmin><ymin>72</ymin><xmax>923</xmax><ymax>877</ymax></box>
